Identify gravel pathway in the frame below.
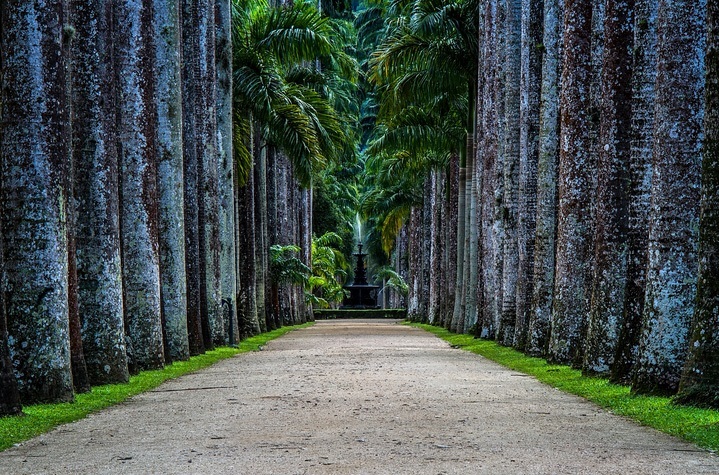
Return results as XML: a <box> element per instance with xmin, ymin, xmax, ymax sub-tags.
<box><xmin>1</xmin><ymin>319</ymin><xmax>718</xmax><ymax>474</ymax></box>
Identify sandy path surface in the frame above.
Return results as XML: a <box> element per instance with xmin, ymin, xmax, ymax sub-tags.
<box><xmin>1</xmin><ymin>319</ymin><xmax>718</xmax><ymax>474</ymax></box>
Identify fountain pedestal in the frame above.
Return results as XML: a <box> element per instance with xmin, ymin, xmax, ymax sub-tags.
<box><xmin>341</xmin><ymin>243</ymin><xmax>380</xmax><ymax>308</ymax></box>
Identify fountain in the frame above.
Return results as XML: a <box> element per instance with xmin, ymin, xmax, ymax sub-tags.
<box><xmin>341</xmin><ymin>243</ymin><xmax>380</xmax><ymax>308</ymax></box>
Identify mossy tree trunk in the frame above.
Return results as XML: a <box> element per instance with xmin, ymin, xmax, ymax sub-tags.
<box><xmin>548</xmin><ymin>0</ymin><xmax>594</xmax><ymax>366</ymax></box>
<box><xmin>632</xmin><ymin>0</ymin><xmax>705</xmax><ymax>395</ymax></box>
<box><xmin>154</xmin><ymin>0</ymin><xmax>190</xmax><ymax>362</ymax></box>
<box><xmin>1</xmin><ymin>0</ymin><xmax>74</xmax><ymax>403</ymax></box>
<box><xmin>116</xmin><ymin>0</ymin><xmax>165</xmax><ymax>372</ymax></box>
<box><xmin>70</xmin><ymin>0</ymin><xmax>130</xmax><ymax>384</ymax></box>
<box><xmin>677</xmin><ymin>0</ymin><xmax>719</xmax><ymax>407</ymax></box>
<box><xmin>609</xmin><ymin>0</ymin><xmax>658</xmax><ymax>385</ymax></box>
<box><xmin>513</xmin><ymin>0</ymin><xmax>543</xmax><ymax>350</ymax></box>
<box><xmin>526</xmin><ymin>0</ymin><xmax>561</xmax><ymax>357</ymax></box>
<box><xmin>583</xmin><ymin>0</ymin><xmax>635</xmax><ymax>375</ymax></box>
<box><xmin>499</xmin><ymin>0</ymin><xmax>522</xmax><ymax>345</ymax></box>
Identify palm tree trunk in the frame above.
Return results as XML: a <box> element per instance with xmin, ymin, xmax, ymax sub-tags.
<box><xmin>610</xmin><ymin>0</ymin><xmax>658</xmax><ymax>385</ymax></box>
<box><xmin>463</xmin><ymin>135</ymin><xmax>479</xmax><ymax>333</ymax></box>
<box><xmin>499</xmin><ymin>0</ymin><xmax>522</xmax><ymax>346</ymax></box>
<box><xmin>513</xmin><ymin>0</ymin><xmax>543</xmax><ymax>350</ymax></box>
<box><xmin>216</xmin><ymin>0</ymin><xmax>238</xmax><ymax>344</ymax></box>
<box><xmin>632</xmin><ymin>0</ymin><xmax>705</xmax><ymax>395</ymax></box>
<box><xmin>237</xmin><ymin>150</ymin><xmax>261</xmax><ymax>337</ymax></box>
<box><xmin>442</xmin><ymin>153</ymin><xmax>460</xmax><ymax>327</ymax></box>
<box><xmin>255</xmin><ymin>139</ymin><xmax>271</xmax><ymax>331</ymax></box>
<box><xmin>677</xmin><ymin>0</ymin><xmax>719</xmax><ymax>407</ymax></box>
<box><xmin>1</xmin><ymin>0</ymin><xmax>74</xmax><ymax>403</ymax></box>
<box><xmin>0</xmin><ymin>211</ymin><xmax>21</xmax><ymax>415</ymax></box>
<box><xmin>548</xmin><ymin>0</ymin><xmax>594</xmax><ymax>365</ymax></box>
<box><xmin>479</xmin><ymin>0</ymin><xmax>500</xmax><ymax>338</ymax></box>
<box><xmin>116</xmin><ymin>0</ymin><xmax>165</xmax><ymax>372</ymax></box>
<box><xmin>154</xmin><ymin>0</ymin><xmax>190</xmax><ymax>361</ymax></box>
<box><xmin>450</xmin><ymin>165</ymin><xmax>466</xmax><ymax>330</ymax></box>
<box><xmin>526</xmin><ymin>0</ymin><xmax>562</xmax><ymax>357</ymax></box>
<box><xmin>198</xmin><ymin>0</ymin><xmax>222</xmax><ymax>346</ymax></box>
<box><xmin>69</xmin><ymin>0</ymin><xmax>130</xmax><ymax>385</ymax></box>
<box><xmin>64</xmin><ymin>15</ymin><xmax>90</xmax><ymax>394</ymax></box>
<box><xmin>491</xmin><ymin>0</ymin><xmax>507</xmax><ymax>338</ymax></box>
<box><xmin>407</xmin><ymin>206</ymin><xmax>423</xmax><ymax>321</ymax></box>
<box><xmin>428</xmin><ymin>170</ymin><xmax>443</xmax><ymax>324</ymax></box>
<box><xmin>583</xmin><ymin>0</ymin><xmax>634</xmax><ymax>375</ymax></box>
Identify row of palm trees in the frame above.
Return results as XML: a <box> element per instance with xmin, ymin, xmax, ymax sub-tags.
<box><xmin>0</xmin><ymin>0</ymin><xmax>357</xmax><ymax>415</ymax></box>
<box><xmin>364</xmin><ymin>0</ymin><xmax>719</xmax><ymax>406</ymax></box>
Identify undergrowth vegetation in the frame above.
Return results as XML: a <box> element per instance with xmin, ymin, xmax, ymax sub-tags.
<box><xmin>0</xmin><ymin>323</ymin><xmax>313</xmax><ymax>452</ymax></box>
<box><xmin>410</xmin><ymin>323</ymin><xmax>719</xmax><ymax>452</ymax></box>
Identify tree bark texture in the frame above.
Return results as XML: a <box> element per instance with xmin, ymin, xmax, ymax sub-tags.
<box><xmin>610</xmin><ymin>0</ymin><xmax>658</xmax><ymax>385</ymax></box>
<box><xmin>633</xmin><ymin>0</ymin><xmax>706</xmax><ymax>395</ymax></box>
<box><xmin>479</xmin><ymin>0</ymin><xmax>501</xmax><ymax>338</ymax></box>
<box><xmin>583</xmin><ymin>0</ymin><xmax>634</xmax><ymax>375</ymax></box>
<box><xmin>1</xmin><ymin>0</ymin><xmax>74</xmax><ymax>403</ymax></box>
<box><xmin>182</xmin><ymin>0</ymin><xmax>205</xmax><ymax>354</ymax></box>
<box><xmin>676</xmin><ymin>0</ymin><xmax>719</xmax><ymax>407</ymax></box>
<box><xmin>428</xmin><ymin>170</ymin><xmax>443</xmax><ymax>324</ymax></box>
<box><xmin>116</xmin><ymin>0</ymin><xmax>165</xmax><ymax>372</ymax></box>
<box><xmin>0</xmin><ymin>212</ymin><xmax>21</xmax><ymax>415</ymax></box>
<box><xmin>549</xmin><ymin>0</ymin><xmax>594</xmax><ymax>365</ymax></box>
<box><xmin>153</xmin><ymin>0</ymin><xmax>190</xmax><ymax>362</ymax></box>
<box><xmin>65</xmin><ymin>9</ymin><xmax>90</xmax><ymax>395</ymax></box>
<box><xmin>70</xmin><ymin>0</ymin><xmax>130</xmax><ymax>385</ymax></box>
<box><xmin>514</xmin><ymin>0</ymin><xmax>543</xmax><ymax>350</ymax></box>
<box><xmin>499</xmin><ymin>0</ymin><xmax>522</xmax><ymax>346</ymax></box>
<box><xmin>215</xmin><ymin>0</ymin><xmax>238</xmax><ymax>343</ymax></box>
<box><xmin>527</xmin><ymin>0</ymin><xmax>561</xmax><ymax>357</ymax></box>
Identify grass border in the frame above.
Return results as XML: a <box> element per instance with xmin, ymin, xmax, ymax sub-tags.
<box><xmin>409</xmin><ymin>322</ymin><xmax>719</xmax><ymax>452</ymax></box>
<box><xmin>0</xmin><ymin>322</ymin><xmax>313</xmax><ymax>452</ymax></box>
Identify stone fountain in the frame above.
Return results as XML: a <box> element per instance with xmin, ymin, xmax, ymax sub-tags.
<box><xmin>341</xmin><ymin>243</ymin><xmax>380</xmax><ymax>308</ymax></box>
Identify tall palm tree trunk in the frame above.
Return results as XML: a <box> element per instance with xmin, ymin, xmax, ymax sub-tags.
<box><xmin>676</xmin><ymin>0</ymin><xmax>719</xmax><ymax>407</ymax></box>
<box><xmin>479</xmin><ymin>0</ymin><xmax>500</xmax><ymax>338</ymax></box>
<box><xmin>548</xmin><ymin>0</ymin><xmax>594</xmax><ymax>365</ymax></box>
<box><xmin>632</xmin><ymin>0</ymin><xmax>706</xmax><ymax>395</ymax></box>
<box><xmin>116</xmin><ymin>0</ymin><xmax>165</xmax><ymax>372</ymax></box>
<box><xmin>154</xmin><ymin>0</ymin><xmax>190</xmax><ymax>361</ymax></box>
<box><xmin>69</xmin><ymin>0</ymin><xmax>130</xmax><ymax>385</ymax></box>
<box><xmin>513</xmin><ymin>0</ymin><xmax>543</xmax><ymax>350</ymax></box>
<box><xmin>609</xmin><ymin>0</ymin><xmax>658</xmax><ymax>385</ymax></box>
<box><xmin>64</xmin><ymin>14</ymin><xmax>90</xmax><ymax>395</ymax></box>
<box><xmin>499</xmin><ymin>0</ymin><xmax>522</xmax><ymax>346</ymax></box>
<box><xmin>526</xmin><ymin>0</ymin><xmax>562</xmax><ymax>357</ymax></box>
<box><xmin>1</xmin><ymin>0</ymin><xmax>74</xmax><ymax>402</ymax></box>
<box><xmin>583</xmin><ymin>0</ymin><xmax>634</xmax><ymax>375</ymax></box>
<box><xmin>216</xmin><ymin>0</ymin><xmax>238</xmax><ymax>344</ymax></box>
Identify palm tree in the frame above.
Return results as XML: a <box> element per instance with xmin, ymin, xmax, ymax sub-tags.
<box><xmin>306</xmin><ymin>232</ymin><xmax>349</xmax><ymax>308</ymax></box>
<box><xmin>70</xmin><ymin>0</ymin><xmax>130</xmax><ymax>383</ymax></box>
<box><xmin>232</xmin><ymin>0</ymin><xmax>357</xmax><ymax>328</ymax></box>
<box><xmin>1</xmin><ymin>1</ymin><xmax>75</xmax><ymax>403</ymax></box>
<box><xmin>548</xmin><ymin>0</ymin><xmax>594</xmax><ymax>366</ymax></box>
<box><xmin>632</xmin><ymin>0</ymin><xmax>705</xmax><ymax>395</ymax></box>
<box><xmin>116</xmin><ymin>0</ymin><xmax>165</xmax><ymax>372</ymax></box>
<box><xmin>583</xmin><ymin>0</ymin><xmax>635</xmax><ymax>375</ymax></box>
<box><xmin>154</xmin><ymin>0</ymin><xmax>190</xmax><ymax>361</ymax></box>
<box><xmin>216</xmin><ymin>0</ymin><xmax>239</xmax><ymax>344</ymax></box>
<box><xmin>677</xmin><ymin>0</ymin><xmax>719</xmax><ymax>408</ymax></box>
<box><xmin>609</xmin><ymin>0</ymin><xmax>658</xmax><ymax>385</ymax></box>
<box><xmin>232</xmin><ymin>0</ymin><xmax>355</xmax><ymax>187</ymax></box>
<box><xmin>366</xmin><ymin>0</ymin><xmax>478</xmax><ymax>327</ymax></box>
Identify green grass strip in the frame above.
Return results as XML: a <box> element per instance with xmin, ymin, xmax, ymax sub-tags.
<box><xmin>409</xmin><ymin>322</ymin><xmax>719</xmax><ymax>452</ymax></box>
<box><xmin>0</xmin><ymin>322</ymin><xmax>313</xmax><ymax>452</ymax></box>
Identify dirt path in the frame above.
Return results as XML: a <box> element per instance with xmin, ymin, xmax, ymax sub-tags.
<box><xmin>1</xmin><ymin>320</ymin><xmax>718</xmax><ymax>474</ymax></box>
